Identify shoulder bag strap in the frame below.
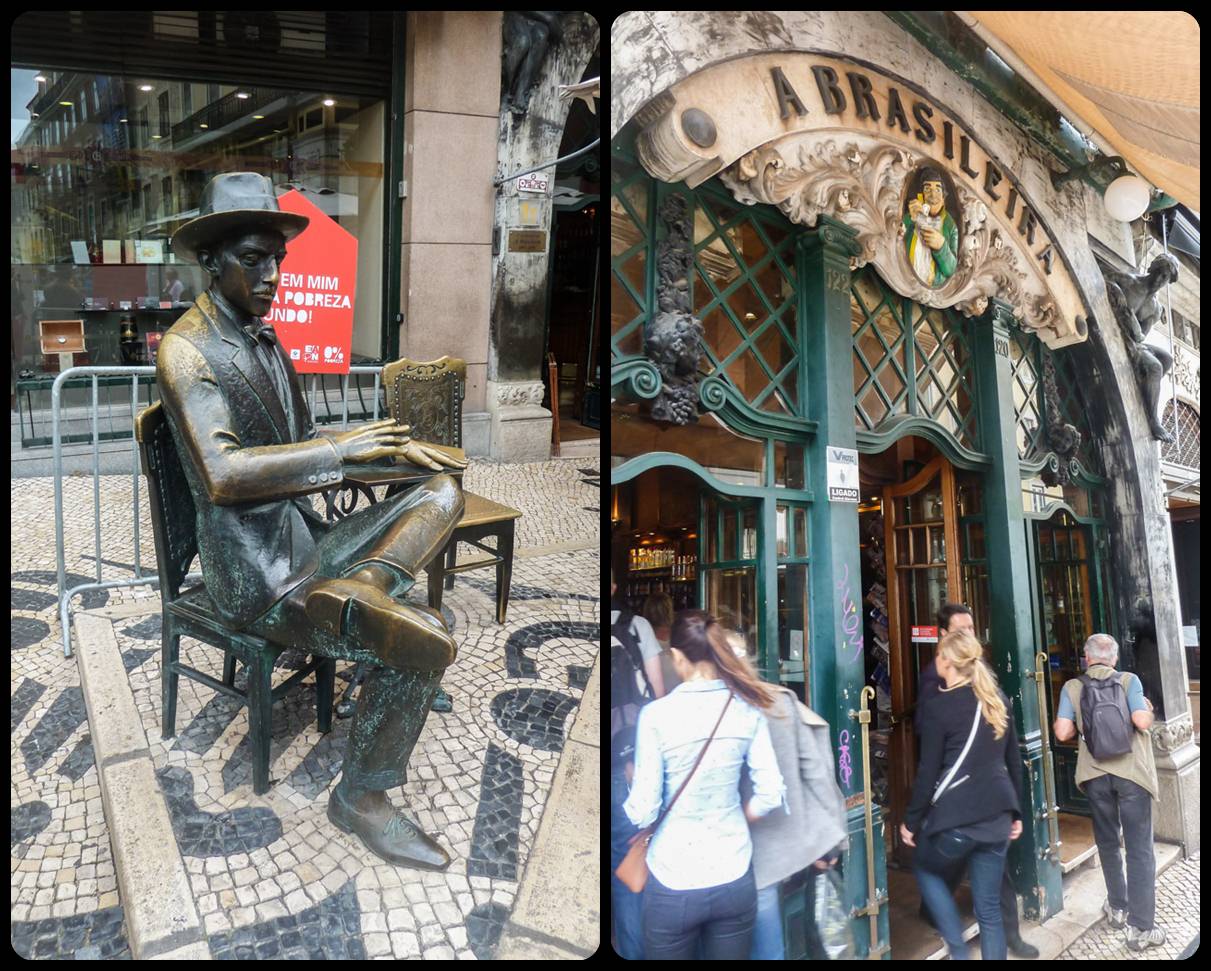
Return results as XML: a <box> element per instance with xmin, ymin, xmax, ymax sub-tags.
<box><xmin>648</xmin><ymin>692</ymin><xmax>733</xmax><ymax>834</ymax></box>
<box><xmin>931</xmin><ymin>700</ymin><xmax>983</xmax><ymax>806</ymax></box>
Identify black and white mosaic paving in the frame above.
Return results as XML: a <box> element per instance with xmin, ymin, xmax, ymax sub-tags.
<box><xmin>12</xmin><ymin>464</ymin><xmax>598</xmax><ymax>960</ymax></box>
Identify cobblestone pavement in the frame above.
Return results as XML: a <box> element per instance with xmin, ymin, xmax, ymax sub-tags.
<box><xmin>1059</xmin><ymin>853</ymin><xmax>1200</xmax><ymax>960</ymax></box>
<box><xmin>11</xmin><ymin>458</ymin><xmax>600</xmax><ymax>959</ymax></box>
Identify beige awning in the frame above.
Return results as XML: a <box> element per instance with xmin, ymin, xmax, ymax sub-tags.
<box><xmin>967</xmin><ymin>11</ymin><xmax>1200</xmax><ymax>211</ymax></box>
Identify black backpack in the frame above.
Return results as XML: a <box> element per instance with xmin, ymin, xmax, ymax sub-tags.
<box><xmin>1079</xmin><ymin>673</ymin><xmax>1134</xmax><ymax>760</ymax></box>
<box><xmin>610</xmin><ymin>609</ymin><xmax>654</xmax><ymax>766</ymax></box>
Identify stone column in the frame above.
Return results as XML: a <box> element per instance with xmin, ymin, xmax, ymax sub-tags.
<box><xmin>800</xmin><ymin>219</ymin><xmax>890</xmax><ymax>959</ymax></box>
<box><xmin>972</xmin><ymin>301</ymin><xmax>1063</xmax><ymax>919</ymax></box>
<box><xmin>1080</xmin><ymin>266</ymin><xmax>1200</xmax><ymax>857</ymax></box>
<box><xmin>488</xmin><ymin>12</ymin><xmax>598</xmax><ymax>461</ymax></box>
<box><xmin>401</xmin><ymin>12</ymin><xmax>502</xmax><ymax>455</ymax></box>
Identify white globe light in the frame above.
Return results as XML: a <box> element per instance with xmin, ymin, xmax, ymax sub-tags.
<box><xmin>1103</xmin><ymin>174</ymin><xmax>1151</xmax><ymax>222</ymax></box>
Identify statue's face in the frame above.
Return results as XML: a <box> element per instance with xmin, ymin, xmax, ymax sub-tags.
<box><xmin>199</xmin><ymin>230</ymin><xmax>287</xmax><ymax>319</ymax></box>
<box><xmin>922</xmin><ymin>180</ymin><xmax>944</xmax><ymax>210</ymax></box>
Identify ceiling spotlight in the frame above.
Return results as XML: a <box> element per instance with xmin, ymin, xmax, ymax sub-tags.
<box><xmin>35</xmin><ymin>75</ymin><xmax>47</xmax><ymax>83</ymax></box>
<box><xmin>139</xmin><ymin>85</ymin><xmax>153</xmax><ymax>92</ymax></box>
<box><xmin>236</xmin><ymin>92</ymin><xmax>250</xmax><ymax>100</ymax></box>
<box><xmin>199</xmin><ymin>123</ymin><xmax>208</xmax><ymax>129</ymax></box>
<box><xmin>322</xmin><ymin>99</ymin><xmax>335</xmax><ymax>107</ymax></box>
<box><xmin>253</xmin><ymin>114</ymin><xmax>265</xmax><ymax>120</ymax></box>
<box><xmin>59</xmin><ymin>100</ymin><xmax>73</xmax><ymax>106</ymax></box>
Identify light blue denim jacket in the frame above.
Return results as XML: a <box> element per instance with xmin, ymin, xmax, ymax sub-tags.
<box><xmin>623</xmin><ymin>680</ymin><xmax>786</xmax><ymax>890</ymax></box>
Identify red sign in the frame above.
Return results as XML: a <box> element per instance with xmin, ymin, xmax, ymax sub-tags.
<box><xmin>911</xmin><ymin>626</ymin><xmax>939</xmax><ymax>643</ymax></box>
<box><xmin>265</xmin><ymin>189</ymin><xmax>358</xmax><ymax>374</ymax></box>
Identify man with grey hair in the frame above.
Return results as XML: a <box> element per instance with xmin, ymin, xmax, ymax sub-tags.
<box><xmin>1054</xmin><ymin>633</ymin><xmax>1163</xmax><ymax>951</ymax></box>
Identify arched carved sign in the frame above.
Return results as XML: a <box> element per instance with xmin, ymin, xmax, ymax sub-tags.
<box><xmin>634</xmin><ymin>53</ymin><xmax>1090</xmax><ymax>348</ymax></box>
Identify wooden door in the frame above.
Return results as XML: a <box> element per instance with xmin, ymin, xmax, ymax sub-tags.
<box><xmin>883</xmin><ymin>455</ymin><xmax>962</xmax><ymax>859</ymax></box>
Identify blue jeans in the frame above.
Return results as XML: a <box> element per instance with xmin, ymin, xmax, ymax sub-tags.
<box><xmin>610</xmin><ymin>772</ymin><xmax>645</xmax><ymax>960</ymax></box>
<box><xmin>750</xmin><ymin>883</ymin><xmax>784</xmax><ymax>960</ymax></box>
<box><xmin>915</xmin><ymin>833</ymin><xmax>1009</xmax><ymax>960</ymax></box>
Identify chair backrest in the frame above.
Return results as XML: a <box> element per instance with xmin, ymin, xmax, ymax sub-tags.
<box><xmin>382</xmin><ymin>356</ymin><xmax>466</xmax><ymax>448</ymax></box>
<box><xmin>135</xmin><ymin>402</ymin><xmax>198</xmax><ymax>600</ymax></box>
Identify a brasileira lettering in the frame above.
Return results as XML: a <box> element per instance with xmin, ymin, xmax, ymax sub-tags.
<box><xmin>774</xmin><ymin>64</ymin><xmax>1055</xmax><ymax>277</ymax></box>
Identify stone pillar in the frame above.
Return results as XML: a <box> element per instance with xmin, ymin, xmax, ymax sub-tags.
<box><xmin>1080</xmin><ymin>264</ymin><xmax>1200</xmax><ymax>858</ymax></box>
<box><xmin>488</xmin><ymin>12</ymin><xmax>598</xmax><ymax>461</ymax></box>
<box><xmin>800</xmin><ymin>219</ymin><xmax>890</xmax><ymax>959</ymax></box>
<box><xmin>402</xmin><ymin>12</ymin><xmax>502</xmax><ymax>456</ymax></box>
<box><xmin>972</xmin><ymin>301</ymin><xmax>1063</xmax><ymax>918</ymax></box>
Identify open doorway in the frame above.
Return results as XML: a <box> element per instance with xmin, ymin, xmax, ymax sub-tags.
<box><xmin>856</xmin><ymin>436</ymin><xmax>990</xmax><ymax>958</ymax></box>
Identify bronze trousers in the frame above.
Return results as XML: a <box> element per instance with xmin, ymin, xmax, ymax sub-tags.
<box><xmin>244</xmin><ymin>473</ymin><xmax>464</xmax><ymax>793</ymax></box>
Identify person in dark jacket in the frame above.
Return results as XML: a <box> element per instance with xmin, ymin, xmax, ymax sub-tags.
<box><xmin>915</xmin><ymin>604</ymin><xmax>1039</xmax><ymax>958</ymax></box>
<box><xmin>901</xmin><ymin>630</ymin><xmax>1024</xmax><ymax>961</ymax></box>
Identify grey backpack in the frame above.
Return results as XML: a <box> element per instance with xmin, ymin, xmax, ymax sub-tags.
<box><xmin>1079</xmin><ymin>673</ymin><xmax>1134</xmax><ymax>760</ymax></box>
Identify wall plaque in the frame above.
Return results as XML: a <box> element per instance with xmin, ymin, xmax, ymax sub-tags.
<box><xmin>508</xmin><ymin>229</ymin><xmax>548</xmax><ymax>252</ymax></box>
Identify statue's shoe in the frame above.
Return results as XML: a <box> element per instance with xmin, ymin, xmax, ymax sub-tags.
<box><xmin>303</xmin><ymin>578</ymin><xmax>456</xmax><ymax>669</ymax></box>
<box><xmin>327</xmin><ymin>785</ymin><xmax>451</xmax><ymax>871</ymax></box>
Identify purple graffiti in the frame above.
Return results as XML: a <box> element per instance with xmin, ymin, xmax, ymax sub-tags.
<box><xmin>838</xmin><ymin>729</ymin><xmax>853</xmax><ymax>791</ymax></box>
<box><xmin>836</xmin><ymin>563</ymin><xmax>864</xmax><ymax>663</ymax></box>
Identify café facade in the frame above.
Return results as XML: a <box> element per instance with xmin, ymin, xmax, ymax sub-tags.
<box><xmin>610</xmin><ymin>11</ymin><xmax>1198</xmax><ymax>958</ymax></box>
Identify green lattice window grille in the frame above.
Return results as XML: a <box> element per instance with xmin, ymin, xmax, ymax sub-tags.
<box><xmin>691</xmin><ymin>182</ymin><xmax>801</xmax><ymax>416</ymax></box>
<box><xmin>850</xmin><ymin>266</ymin><xmax>978</xmax><ymax>450</ymax></box>
<box><xmin>611</xmin><ymin>154</ymin><xmax>653</xmax><ymax>360</ymax></box>
<box><xmin>1009</xmin><ymin>326</ymin><xmax>1101</xmax><ymax>474</ymax></box>
<box><xmin>1160</xmin><ymin>400</ymin><xmax>1200</xmax><ymax>470</ymax></box>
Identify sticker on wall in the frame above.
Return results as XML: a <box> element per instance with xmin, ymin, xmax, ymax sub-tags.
<box><xmin>826</xmin><ymin>446</ymin><xmax>859</xmax><ymax>502</ymax></box>
<box><xmin>265</xmin><ymin>189</ymin><xmax>358</xmax><ymax>375</ymax></box>
<box><xmin>902</xmin><ymin>166</ymin><xmax>960</xmax><ymax>289</ymax></box>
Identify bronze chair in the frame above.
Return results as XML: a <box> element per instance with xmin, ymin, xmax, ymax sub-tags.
<box><xmin>136</xmin><ymin>402</ymin><xmax>337</xmax><ymax>795</ymax></box>
<box><xmin>383</xmin><ymin>356</ymin><xmax>522</xmax><ymax>624</ymax></box>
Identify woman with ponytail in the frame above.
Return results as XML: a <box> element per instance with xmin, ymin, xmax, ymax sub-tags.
<box><xmin>900</xmin><ymin>630</ymin><xmax>1025</xmax><ymax>960</ymax></box>
<box><xmin>622</xmin><ymin>609</ymin><xmax>786</xmax><ymax>960</ymax></box>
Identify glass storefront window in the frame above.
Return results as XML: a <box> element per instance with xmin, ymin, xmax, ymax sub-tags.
<box><xmin>777</xmin><ymin>563</ymin><xmax>810</xmax><ymax>691</ymax></box>
<box><xmin>774</xmin><ymin>440</ymin><xmax>805</xmax><ymax>489</ymax></box>
<box><xmin>707</xmin><ymin>567</ymin><xmax>758</xmax><ymax>661</ymax></box>
<box><xmin>12</xmin><ymin>67</ymin><xmax>385</xmax><ymax>373</ymax></box>
<box><xmin>610</xmin><ymin>405</ymin><xmax>766</xmax><ymax>486</ymax></box>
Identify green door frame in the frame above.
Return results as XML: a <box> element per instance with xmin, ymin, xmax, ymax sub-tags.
<box><xmin>1024</xmin><ymin>500</ymin><xmax>1110</xmax><ymax>817</ymax></box>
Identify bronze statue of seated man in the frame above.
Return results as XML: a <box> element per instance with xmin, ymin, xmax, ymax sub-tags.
<box><xmin>158</xmin><ymin>172</ymin><xmax>468</xmax><ymax>870</ymax></box>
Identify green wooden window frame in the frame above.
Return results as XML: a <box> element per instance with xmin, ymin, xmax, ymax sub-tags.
<box><xmin>611</xmin><ymin>153</ymin><xmax>655</xmax><ymax>362</ymax></box>
<box><xmin>850</xmin><ymin>264</ymin><xmax>980</xmax><ymax>451</ymax></box>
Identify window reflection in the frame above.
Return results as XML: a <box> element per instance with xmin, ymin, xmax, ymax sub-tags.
<box><xmin>11</xmin><ymin>67</ymin><xmax>384</xmax><ymax>371</ymax></box>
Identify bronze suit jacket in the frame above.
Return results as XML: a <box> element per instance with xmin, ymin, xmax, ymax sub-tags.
<box><xmin>156</xmin><ymin>290</ymin><xmax>343</xmax><ymax>629</ymax></box>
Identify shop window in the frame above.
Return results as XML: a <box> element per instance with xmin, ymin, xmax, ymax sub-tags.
<box><xmin>11</xmin><ymin>66</ymin><xmax>386</xmax><ymax>371</ymax></box>
<box><xmin>610</xmin><ymin>157</ymin><xmax>650</xmax><ymax>360</ymax></box>
<box><xmin>1160</xmin><ymin>401</ymin><xmax>1200</xmax><ymax>470</ymax></box>
<box><xmin>611</xmin><ymin>404</ymin><xmax>767</xmax><ymax>487</ymax></box>
<box><xmin>851</xmin><ymin>265</ymin><xmax>977</xmax><ymax>449</ymax></box>
<box><xmin>692</xmin><ymin>184</ymin><xmax>799</xmax><ymax>416</ymax></box>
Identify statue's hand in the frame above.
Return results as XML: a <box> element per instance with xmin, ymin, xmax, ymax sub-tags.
<box><xmin>395</xmin><ymin>440</ymin><xmax>469</xmax><ymax>472</ymax></box>
<box><xmin>331</xmin><ymin>418</ymin><xmax>413</xmax><ymax>463</ymax></box>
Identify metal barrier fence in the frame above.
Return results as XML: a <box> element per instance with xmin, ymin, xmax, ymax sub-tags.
<box><xmin>21</xmin><ymin>368</ymin><xmax>385</xmax><ymax>447</ymax></box>
<box><xmin>54</xmin><ymin>365</ymin><xmax>385</xmax><ymax>657</ymax></box>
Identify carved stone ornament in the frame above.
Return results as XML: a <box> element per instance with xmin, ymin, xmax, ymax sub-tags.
<box><xmin>495</xmin><ymin>381</ymin><xmax>546</xmax><ymax>407</ymax></box>
<box><xmin>644</xmin><ymin>194</ymin><xmax>704</xmax><ymax>425</ymax></box>
<box><xmin>1173</xmin><ymin>352</ymin><xmax>1200</xmax><ymax>401</ymax></box>
<box><xmin>717</xmin><ymin>134</ymin><xmax>1072</xmax><ymax>335</ymax></box>
<box><xmin>1151</xmin><ymin>711</ymin><xmax>1195</xmax><ymax>754</ymax></box>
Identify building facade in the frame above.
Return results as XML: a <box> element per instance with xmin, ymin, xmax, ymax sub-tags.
<box><xmin>611</xmin><ymin>11</ymin><xmax>1198</xmax><ymax>958</ymax></box>
<box><xmin>11</xmin><ymin>11</ymin><xmax>599</xmax><ymax>461</ymax></box>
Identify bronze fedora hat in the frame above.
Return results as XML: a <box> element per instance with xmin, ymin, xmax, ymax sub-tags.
<box><xmin>171</xmin><ymin>172</ymin><xmax>309</xmax><ymax>263</ymax></box>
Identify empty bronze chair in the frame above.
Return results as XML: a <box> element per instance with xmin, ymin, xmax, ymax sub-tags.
<box><xmin>383</xmin><ymin>356</ymin><xmax>522</xmax><ymax>624</ymax></box>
